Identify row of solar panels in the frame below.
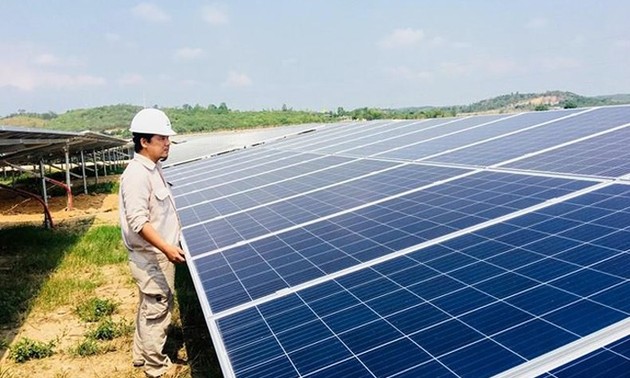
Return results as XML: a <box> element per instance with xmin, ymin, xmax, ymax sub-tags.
<box><xmin>165</xmin><ymin>105</ymin><xmax>630</xmax><ymax>377</ymax></box>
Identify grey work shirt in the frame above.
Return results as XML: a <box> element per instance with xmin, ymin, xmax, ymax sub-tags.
<box><xmin>119</xmin><ymin>153</ymin><xmax>181</xmax><ymax>254</ymax></box>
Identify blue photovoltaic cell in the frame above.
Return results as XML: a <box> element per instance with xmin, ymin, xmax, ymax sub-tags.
<box><xmin>505</xmin><ymin>126</ymin><xmax>630</xmax><ymax>178</ymax></box>
<box><xmin>306</xmin><ymin>118</ymin><xmax>451</xmax><ymax>155</ymax></box>
<box><xmin>336</xmin><ymin>114</ymin><xmax>508</xmax><ymax>157</ymax></box>
<box><xmin>213</xmin><ymin>183</ymin><xmax>630</xmax><ymax>377</ymax></box>
<box><xmin>175</xmin><ymin>158</ymin><xmax>396</xmax><ymax>224</ymax></box>
<box><xmin>171</xmin><ymin>151</ymin><xmax>323</xmax><ymax>197</ymax></box>
<box><xmin>183</xmin><ymin>164</ymin><xmax>469</xmax><ymax>256</ymax></box>
<box><xmin>172</xmin><ymin>154</ymin><xmax>351</xmax><ymax>205</ymax></box>
<box><xmin>194</xmin><ymin>172</ymin><xmax>593</xmax><ymax>313</ymax></box>
<box><xmin>428</xmin><ymin>106</ymin><xmax>630</xmax><ymax>166</ymax></box>
<box><xmin>377</xmin><ymin>108</ymin><xmax>583</xmax><ymax>161</ymax></box>
<box><xmin>169</xmin><ymin>148</ymin><xmax>292</xmax><ymax>187</ymax></box>
<box><xmin>267</xmin><ymin>120</ymin><xmax>394</xmax><ymax>153</ymax></box>
<box><xmin>164</xmin><ymin>106</ymin><xmax>630</xmax><ymax>377</ymax></box>
<box><xmin>166</xmin><ymin>145</ymin><xmax>271</xmax><ymax>182</ymax></box>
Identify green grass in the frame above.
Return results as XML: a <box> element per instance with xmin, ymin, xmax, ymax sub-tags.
<box><xmin>70</xmin><ymin>315</ymin><xmax>133</xmax><ymax>358</ymax></box>
<box><xmin>34</xmin><ymin>225</ymin><xmax>127</xmax><ymax>311</ymax></box>
<box><xmin>88</xmin><ymin>180</ymin><xmax>120</xmax><ymax>194</ymax></box>
<box><xmin>87</xmin><ymin>318</ymin><xmax>133</xmax><ymax>340</ymax></box>
<box><xmin>0</xmin><ymin>223</ymin><xmax>125</xmax><ymax>327</ymax></box>
<box><xmin>9</xmin><ymin>337</ymin><xmax>56</xmax><ymax>363</ymax></box>
<box><xmin>1</xmin><ymin>221</ymin><xmax>222</xmax><ymax>376</ymax></box>
<box><xmin>71</xmin><ymin>338</ymin><xmax>101</xmax><ymax>357</ymax></box>
<box><xmin>75</xmin><ymin>297</ymin><xmax>118</xmax><ymax>323</ymax></box>
<box><xmin>0</xmin><ymin>226</ymin><xmax>80</xmax><ymax>325</ymax></box>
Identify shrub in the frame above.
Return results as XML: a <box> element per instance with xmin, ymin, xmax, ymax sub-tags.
<box><xmin>72</xmin><ymin>338</ymin><xmax>101</xmax><ymax>357</ymax></box>
<box><xmin>9</xmin><ymin>337</ymin><xmax>55</xmax><ymax>363</ymax></box>
<box><xmin>75</xmin><ymin>297</ymin><xmax>117</xmax><ymax>322</ymax></box>
<box><xmin>87</xmin><ymin>318</ymin><xmax>133</xmax><ymax>341</ymax></box>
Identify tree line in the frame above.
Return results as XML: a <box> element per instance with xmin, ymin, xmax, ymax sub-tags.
<box><xmin>2</xmin><ymin>91</ymin><xmax>627</xmax><ymax>136</ymax></box>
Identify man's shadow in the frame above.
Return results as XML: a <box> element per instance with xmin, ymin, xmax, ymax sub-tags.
<box><xmin>165</xmin><ymin>263</ymin><xmax>223</xmax><ymax>377</ymax></box>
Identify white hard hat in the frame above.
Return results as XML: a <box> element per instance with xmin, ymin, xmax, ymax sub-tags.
<box><xmin>129</xmin><ymin>108</ymin><xmax>176</xmax><ymax>136</ymax></box>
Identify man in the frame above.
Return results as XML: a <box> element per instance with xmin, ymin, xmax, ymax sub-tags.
<box><xmin>119</xmin><ymin>108</ymin><xmax>186</xmax><ymax>378</ymax></box>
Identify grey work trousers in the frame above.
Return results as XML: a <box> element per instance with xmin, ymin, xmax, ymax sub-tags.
<box><xmin>129</xmin><ymin>251</ymin><xmax>175</xmax><ymax>378</ymax></box>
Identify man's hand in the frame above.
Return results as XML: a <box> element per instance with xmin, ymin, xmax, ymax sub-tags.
<box><xmin>163</xmin><ymin>244</ymin><xmax>186</xmax><ymax>264</ymax></box>
<box><xmin>139</xmin><ymin>223</ymin><xmax>186</xmax><ymax>264</ymax></box>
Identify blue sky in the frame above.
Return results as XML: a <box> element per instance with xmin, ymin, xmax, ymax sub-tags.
<box><xmin>1</xmin><ymin>1</ymin><xmax>629</xmax><ymax>116</ymax></box>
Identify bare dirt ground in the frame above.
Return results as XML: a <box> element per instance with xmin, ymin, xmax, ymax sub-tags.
<box><xmin>0</xmin><ymin>187</ymin><xmax>119</xmax><ymax>228</ymax></box>
<box><xmin>0</xmin><ymin>180</ymin><xmax>190</xmax><ymax>377</ymax></box>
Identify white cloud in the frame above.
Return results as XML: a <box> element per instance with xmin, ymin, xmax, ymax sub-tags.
<box><xmin>131</xmin><ymin>3</ymin><xmax>170</xmax><ymax>23</ymax></box>
<box><xmin>0</xmin><ymin>45</ymin><xmax>102</xmax><ymax>91</ymax></box>
<box><xmin>202</xmin><ymin>5</ymin><xmax>229</xmax><ymax>25</ymax></box>
<box><xmin>118</xmin><ymin>73</ymin><xmax>144</xmax><ymax>86</ymax></box>
<box><xmin>0</xmin><ymin>63</ymin><xmax>106</xmax><ymax>90</ymax></box>
<box><xmin>386</xmin><ymin>66</ymin><xmax>433</xmax><ymax>81</ymax></box>
<box><xmin>47</xmin><ymin>73</ymin><xmax>106</xmax><ymax>88</ymax></box>
<box><xmin>33</xmin><ymin>53</ymin><xmax>83</xmax><ymax>67</ymax></box>
<box><xmin>174</xmin><ymin>47</ymin><xmax>203</xmax><ymax>61</ymax></box>
<box><xmin>223</xmin><ymin>71</ymin><xmax>252</xmax><ymax>88</ymax></box>
<box><xmin>525</xmin><ymin>17</ymin><xmax>548</xmax><ymax>30</ymax></box>
<box><xmin>379</xmin><ymin>28</ymin><xmax>424</xmax><ymax>49</ymax></box>
<box><xmin>34</xmin><ymin>54</ymin><xmax>61</xmax><ymax>66</ymax></box>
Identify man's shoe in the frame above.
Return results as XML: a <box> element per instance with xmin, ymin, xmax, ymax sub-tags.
<box><xmin>133</xmin><ymin>359</ymin><xmax>145</xmax><ymax>367</ymax></box>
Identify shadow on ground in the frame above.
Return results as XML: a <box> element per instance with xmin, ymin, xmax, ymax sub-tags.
<box><xmin>0</xmin><ymin>218</ymin><xmax>94</xmax><ymax>357</ymax></box>
<box><xmin>174</xmin><ymin>264</ymin><xmax>223</xmax><ymax>378</ymax></box>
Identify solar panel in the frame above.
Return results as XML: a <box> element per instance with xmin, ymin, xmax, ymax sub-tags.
<box><xmin>427</xmin><ymin>106</ymin><xmax>630</xmax><ymax>166</ymax></box>
<box><xmin>504</xmin><ymin>125</ymin><xmax>630</xmax><ymax>178</ymax></box>
<box><xmin>164</xmin><ymin>105</ymin><xmax>630</xmax><ymax>377</ymax></box>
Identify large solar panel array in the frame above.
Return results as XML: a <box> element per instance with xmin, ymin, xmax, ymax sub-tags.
<box><xmin>164</xmin><ymin>105</ymin><xmax>630</xmax><ymax>377</ymax></box>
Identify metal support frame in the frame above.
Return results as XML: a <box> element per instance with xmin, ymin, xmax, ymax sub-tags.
<box><xmin>80</xmin><ymin>150</ymin><xmax>88</xmax><ymax>194</ymax></box>
<box><xmin>102</xmin><ymin>148</ymin><xmax>108</xmax><ymax>176</ymax></box>
<box><xmin>64</xmin><ymin>145</ymin><xmax>71</xmax><ymax>191</ymax></box>
<box><xmin>92</xmin><ymin>150</ymin><xmax>99</xmax><ymax>184</ymax></box>
<box><xmin>39</xmin><ymin>160</ymin><xmax>48</xmax><ymax>206</ymax></box>
<box><xmin>2</xmin><ymin>160</ymin><xmax>73</xmax><ymax>210</ymax></box>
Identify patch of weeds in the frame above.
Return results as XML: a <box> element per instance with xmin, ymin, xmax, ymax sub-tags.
<box><xmin>75</xmin><ymin>297</ymin><xmax>117</xmax><ymax>322</ymax></box>
<box><xmin>88</xmin><ymin>180</ymin><xmax>119</xmax><ymax>194</ymax></box>
<box><xmin>87</xmin><ymin>318</ymin><xmax>133</xmax><ymax>341</ymax></box>
<box><xmin>0</xmin><ymin>337</ymin><xmax>7</xmax><ymax>350</ymax></box>
<box><xmin>9</xmin><ymin>337</ymin><xmax>55</xmax><ymax>363</ymax></box>
<box><xmin>72</xmin><ymin>338</ymin><xmax>101</xmax><ymax>357</ymax></box>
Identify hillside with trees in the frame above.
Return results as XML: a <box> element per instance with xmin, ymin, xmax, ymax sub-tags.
<box><xmin>1</xmin><ymin>91</ymin><xmax>628</xmax><ymax>136</ymax></box>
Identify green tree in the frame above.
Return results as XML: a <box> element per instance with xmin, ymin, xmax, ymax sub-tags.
<box><xmin>218</xmin><ymin>102</ymin><xmax>229</xmax><ymax>114</ymax></box>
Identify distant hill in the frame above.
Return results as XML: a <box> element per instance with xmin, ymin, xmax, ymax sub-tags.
<box><xmin>452</xmin><ymin>90</ymin><xmax>628</xmax><ymax>114</ymax></box>
<box><xmin>595</xmin><ymin>93</ymin><xmax>630</xmax><ymax>103</ymax></box>
<box><xmin>2</xmin><ymin>91</ymin><xmax>629</xmax><ymax>135</ymax></box>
